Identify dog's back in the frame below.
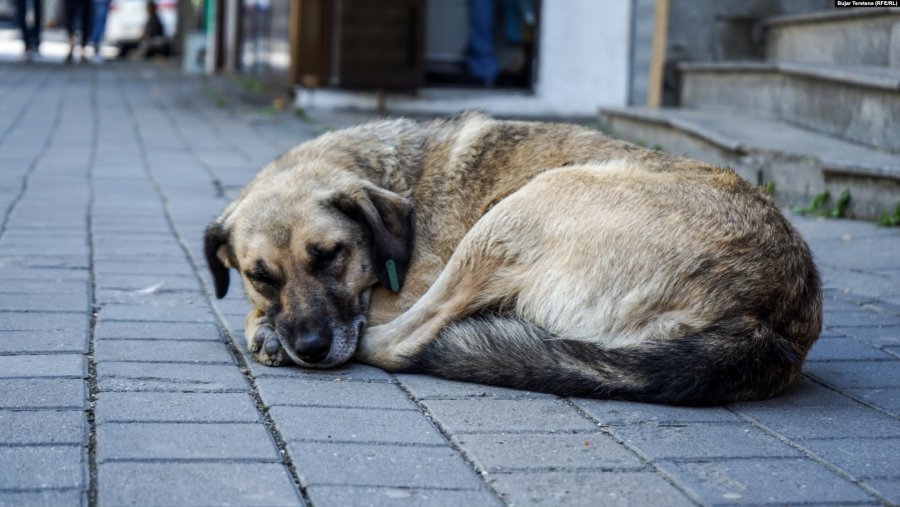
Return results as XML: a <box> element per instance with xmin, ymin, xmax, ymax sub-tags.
<box><xmin>401</xmin><ymin>142</ymin><xmax>822</xmax><ymax>405</ymax></box>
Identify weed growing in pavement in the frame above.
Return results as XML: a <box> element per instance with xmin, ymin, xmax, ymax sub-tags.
<box><xmin>792</xmin><ymin>189</ymin><xmax>851</xmax><ymax>218</ymax></box>
<box><xmin>877</xmin><ymin>204</ymin><xmax>900</xmax><ymax>227</ymax></box>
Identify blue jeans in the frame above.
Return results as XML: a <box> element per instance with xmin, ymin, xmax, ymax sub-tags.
<box><xmin>466</xmin><ymin>0</ymin><xmax>498</xmax><ymax>85</ymax></box>
<box><xmin>90</xmin><ymin>0</ymin><xmax>109</xmax><ymax>46</ymax></box>
<box><xmin>14</xmin><ymin>0</ymin><xmax>42</xmax><ymax>50</ymax></box>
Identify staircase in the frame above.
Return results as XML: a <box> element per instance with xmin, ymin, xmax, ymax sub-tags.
<box><xmin>601</xmin><ymin>8</ymin><xmax>900</xmax><ymax>219</ymax></box>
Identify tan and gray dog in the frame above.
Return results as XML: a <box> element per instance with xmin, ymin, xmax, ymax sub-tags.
<box><xmin>204</xmin><ymin>112</ymin><xmax>822</xmax><ymax>405</ymax></box>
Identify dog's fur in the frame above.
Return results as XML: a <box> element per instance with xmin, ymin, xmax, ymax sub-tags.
<box><xmin>204</xmin><ymin>112</ymin><xmax>822</xmax><ymax>405</ymax></box>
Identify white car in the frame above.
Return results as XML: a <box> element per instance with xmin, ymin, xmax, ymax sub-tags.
<box><xmin>104</xmin><ymin>0</ymin><xmax>176</xmax><ymax>52</ymax></box>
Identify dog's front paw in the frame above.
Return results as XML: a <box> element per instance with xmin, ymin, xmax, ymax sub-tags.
<box><xmin>250</xmin><ymin>320</ymin><xmax>289</xmax><ymax>367</ymax></box>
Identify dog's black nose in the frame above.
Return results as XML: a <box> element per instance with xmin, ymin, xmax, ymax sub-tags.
<box><xmin>294</xmin><ymin>332</ymin><xmax>331</xmax><ymax>363</ymax></box>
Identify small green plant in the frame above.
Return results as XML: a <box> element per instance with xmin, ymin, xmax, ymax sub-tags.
<box><xmin>294</xmin><ymin>107</ymin><xmax>312</xmax><ymax>123</ymax></box>
<box><xmin>792</xmin><ymin>189</ymin><xmax>851</xmax><ymax>218</ymax></box>
<box><xmin>240</xmin><ymin>77</ymin><xmax>265</xmax><ymax>93</ymax></box>
<box><xmin>762</xmin><ymin>180</ymin><xmax>776</xmax><ymax>196</ymax></box>
<box><xmin>877</xmin><ymin>203</ymin><xmax>900</xmax><ymax>226</ymax></box>
<box><xmin>256</xmin><ymin>105</ymin><xmax>278</xmax><ymax>117</ymax></box>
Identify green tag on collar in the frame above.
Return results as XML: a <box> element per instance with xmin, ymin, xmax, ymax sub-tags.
<box><xmin>385</xmin><ymin>259</ymin><xmax>400</xmax><ymax>292</ymax></box>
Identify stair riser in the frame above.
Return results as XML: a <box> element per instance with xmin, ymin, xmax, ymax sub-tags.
<box><xmin>682</xmin><ymin>70</ymin><xmax>900</xmax><ymax>152</ymax></box>
<box><xmin>602</xmin><ymin>113</ymin><xmax>899</xmax><ymax>219</ymax></box>
<box><xmin>767</xmin><ymin>16</ymin><xmax>900</xmax><ymax>67</ymax></box>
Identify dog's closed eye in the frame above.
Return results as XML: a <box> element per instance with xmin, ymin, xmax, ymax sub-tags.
<box><xmin>309</xmin><ymin>243</ymin><xmax>346</xmax><ymax>271</ymax></box>
<box><xmin>246</xmin><ymin>261</ymin><xmax>279</xmax><ymax>288</ymax></box>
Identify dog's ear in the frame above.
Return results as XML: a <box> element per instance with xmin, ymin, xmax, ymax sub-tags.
<box><xmin>331</xmin><ymin>185</ymin><xmax>415</xmax><ymax>292</ymax></box>
<box><xmin>203</xmin><ymin>222</ymin><xmax>232</xmax><ymax>299</ymax></box>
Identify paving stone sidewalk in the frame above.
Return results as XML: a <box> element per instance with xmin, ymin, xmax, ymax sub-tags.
<box><xmin>0</xmin><ymin>62</ymin><xmax>898</xmax><ymax>507</ymax></box>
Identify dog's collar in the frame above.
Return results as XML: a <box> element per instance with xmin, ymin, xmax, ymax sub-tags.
<box><xmin>385</xmin><ymin>259</ymin><xmax>400</xmax><ymax>292</ymax></box>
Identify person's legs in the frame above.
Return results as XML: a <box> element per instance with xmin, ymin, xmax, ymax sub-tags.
<box><xmin>90</xmin><ymin>0</ymin><xmax>109</xmax><ymax>49</ymax></box>
<box><xmin>32</xmin><ymin>0</ymin><xmax>43</xmax><ymax>51</ymax></box>
<box><xmin>466</xmin><ymin>0</ymin><xmax>498</xmax><ymax>86</ymax></box>
<box><xmin>14</xmin><ymin>0</ymin><xmax>30</xmax><ymax>51</ymax></box>
<box><xmin>80</xmin><ymin>0</ymin><xmax>92</xmax><ymax>49</ymax></box>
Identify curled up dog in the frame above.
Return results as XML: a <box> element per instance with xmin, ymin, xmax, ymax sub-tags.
<box><xmin>204</xmin><ymin>112</ymin><xmax>822</xmax><ymax>406</ymax></box>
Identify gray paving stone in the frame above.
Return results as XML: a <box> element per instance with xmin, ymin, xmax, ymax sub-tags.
<box><xmin>95</xmin><ymin>321</ymin><xmax>221</xmax><ymax>340</ymax></box>
<box><xmin>0</xmin><ymin>280</ymin><xmax>88</xmax><ymax>294</ymax></box>
<box><xmin>99</xmin><ymin>304</ymin><xmax>214</xmax><ymax>323</ymax></box>
<box><xmin>397</xmin><ymin>374</ymin><xmax>554</xmax><ymax>400</ymax></box>
<box><xmin>611</xmin><ymin>422</ymin><xmax>797</xmax><ymax>460</ymax></box>
<box><xmin>743</xmin><ymin>405</ymin><xmax>900</xmax><ymax>439</ymax></box>
<box><xmin>0</xmin><ymin>446</ymin><xmax>84</xmax><ymax>490</ymax></box>
<box><xmin>256</xmin><ymin>377</ymin><xmax>415</xmax><ymax>410</ymax></box>
<box><xmin>0</xmin><ymin>410</ymin><xmax>84</xmax><ymax>444</ymax></box>
<box><xmin>289</xmin><ymin>442</ymin><xmax>482</xmax><ymax>489</ymax></box>
<box><xmin>806</xmin><ymin>337</ymin><xmax>896</xmax><ymax>362</ymax></box>
<box><xmin>270</xmin><ymin>406</ymin><xmax>446</xmax><ymax>445</ymax></box>
<box><xmin>805</xmin><ymin>360</ymin><xmax>900</xmax><ymax>389</ymax></box>
<box><xmin>0</xmin><ymin>268</ymin><xmax>88</xmax><ymax>282</ymax></box>
<box><xmin>0</xmin><ymin>293</ymin><xmax>87</xmax><ymax>313</ymax></box>
<box><xmin>98</xmin><ymin>462</ymin><xmax>301</xmax><ymax>506</ymax></box>
<box><xmin>245</xmin><ymin>357</ymin><xmax>392</xmax><ymax>382</ymax></box>
<box><xmin>659</xmin><ymin>458</ymin><xmax>874</xmax><ymax>505</ymax></box>
<box><xmin>97</xmin><ymin>362</ymin><xmax>248</xmax><ymax>392</ymax></box>
<box><xmin>731</xmin><ymin>376</ymin><xmax>858</xmax><ymax>411</ymax></box>
<box><xmin>0</xmin><ymin>255</ymin><xmax>88</xmax><ymax>269</ymax></box>
<box><xmin>93</xmin><ymin>260</ymin><xmax>194</xmax><ymax>276</ymax></box>
<box><xmin>306</xmin><ymin>486</ymin><xmax>502</xmax><ymax>507</ymax></box>
<box><xmin>0</xmin><ymin>491</ymin><xmax>84</xmax><ymax>507</ymax></box>
<box><xmin>98</xmin><ymin>422</ymin><xmax>278</xmax><ymax>461</ymax></box>
<box><xmin>95</xmin><ymin>289</ymin><xmax>207</xmax><ymax>307</ymax></box>
<box><xmin>847</xmin><ymin>388</ymin><xmax>900</xmax><ymax>417</ymax></box>
<box><xmin>0</xmin><ymin>312</ymin><xmax>87</xmax><ymax>332</ymax></box>
<box><xmin>0</xmin><ymin>378</ymin><xmax>86</xmax><ymax>409</ymax></box>
<box><xmin>0</xmin><ymin>330</ymin><xmax>88</xmax><ymax>354</ymax></box>
<box><xmin>829</xmin><ymin>325</ymin><xmax>900</xmax><ymax>346</ymax></box>
<box><xmin>802</xmin><ymin>438</ymin><xmax>900</xmax><ymax>479</ymax></box>
<box><xmin>455</xmin><ymin>432</ymin><xmax>643</xmax><ymax>473</ymax></box>
<box><xmin>424</xmin><ymin>399</ymin><xmax>598</xmax><ymax>433</ymax></box>
<box><xmin>94</xmin><ymin>339</ymin><xmax>234</xmax><ymax>364</ymax></box>
<box><xmin>94</xmin><ymin>274</ymin><xmax>201</xmax><ymax>292</ymax></box>
<box><xmin>97</xmin><ymin>392</ymin><xmax>259</xmax><ymax>423</ymax></box>
<box><xmin>575</xmin><ymin>399</ymin><xmax>740</xmax><ymax>425</ymax></box>
<box><xmin>0</xmin><ymin>354</ymin><xmax>84</xmax><ymax>378</ymax></box>
<box><xmin>491</xmin><ymin>471</ymin><xmax>694</xmax><ymax>507</ymax></box>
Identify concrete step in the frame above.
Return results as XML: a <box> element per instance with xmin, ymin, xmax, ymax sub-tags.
<box><xmin>599</xmin><ymin>106</ymin><xmax>900</xmax><ymax>219</ymax></box>
<box><xmin>764</xmin><ymin>8</ymin><xmax>900</xmax><ymax>68</ymax></box>
<box><xmin>680</xmin><ymin>61</ymin><xmax>900</xmax><ymax>152</ymax></box>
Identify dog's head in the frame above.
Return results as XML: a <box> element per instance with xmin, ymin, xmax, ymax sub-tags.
<box><xmin>204</xmin><ymin>168</ymin><xmax>415</xmax><ymax>368</ymax></box>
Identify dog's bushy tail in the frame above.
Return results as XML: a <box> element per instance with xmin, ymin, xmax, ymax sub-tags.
<box><xmin>407</xmin><ymin>314</ymin><xmax>806</xmax><ymax>406</ymax></box>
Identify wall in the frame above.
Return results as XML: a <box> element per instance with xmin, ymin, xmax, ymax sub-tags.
<box><xmin>535</xmin><ymin>0</ymin><xmax>632</xmax><ymax>115</ymax></box>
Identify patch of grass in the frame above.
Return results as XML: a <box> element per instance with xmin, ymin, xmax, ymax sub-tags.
<box><xmin>762</xmin><ymin>180</ymin><xmax>776</xmax><ymax>196</ymax></box>
<box><xmin>877</xmin><ymin>203</ymin><xmax>900</xmax><ymax>226</ymax></box>
<box><xmin>256</xmin><ymin>105</ymin><xmax>279</xmax><ymax>117</ymax></box>
<box><xmin>200</xmin><ymin>84</ymin><xmax>232</xmax><ymax>109</ymax></box>
<box><xmin>792</xmin><ymin>189</ymin><xmax>851</xmax><ymax>218</ymax></box>
<box><xmin>240</xmin><ymin>77</ymin><xmax>265</xmax><ymax>94</ymax></box>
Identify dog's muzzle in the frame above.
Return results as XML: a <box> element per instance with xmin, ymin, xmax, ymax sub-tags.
<box><xmin>276</xmin><ymin>289</ymin><xmax>371</xmax><ymax>369</ymax></box>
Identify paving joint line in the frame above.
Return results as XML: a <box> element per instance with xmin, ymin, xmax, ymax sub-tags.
<box><xmin>0</xmin><ymin>73</ymin><xmax>61</xmax><ymax>242</ymax></box>
<box><xmin>800</xmin><ymin>373</ymin><xmax>900</xmax><ymax>420</ymax></box>
<box><xmin>120</xmin><ymin>67</ymin><xmax>312</xmax><ymax>507</ymax></box>
<box><xmin>727</xmin><ymin>406</ymin><xmax>893</xmax><ymax>505</ymax></box>
<box><xmin>392</xmin><ymin>376</ymin><xmax>511</xmax><ymax>506</ymax></box>
<box><xmin>563</xmin><ymin>398</ymin><xmax>705</xmax><ymax>506</ymax></box>
<box><xmin>85</xmin><ymin>67</ymin><xmax>101</xmax><ymax>507</ymax></box>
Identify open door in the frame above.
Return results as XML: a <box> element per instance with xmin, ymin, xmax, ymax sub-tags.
<box><xmin>291</xmin><ymin>0</ymin><xmax>426</xmax><ymax>90</ymax></box>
